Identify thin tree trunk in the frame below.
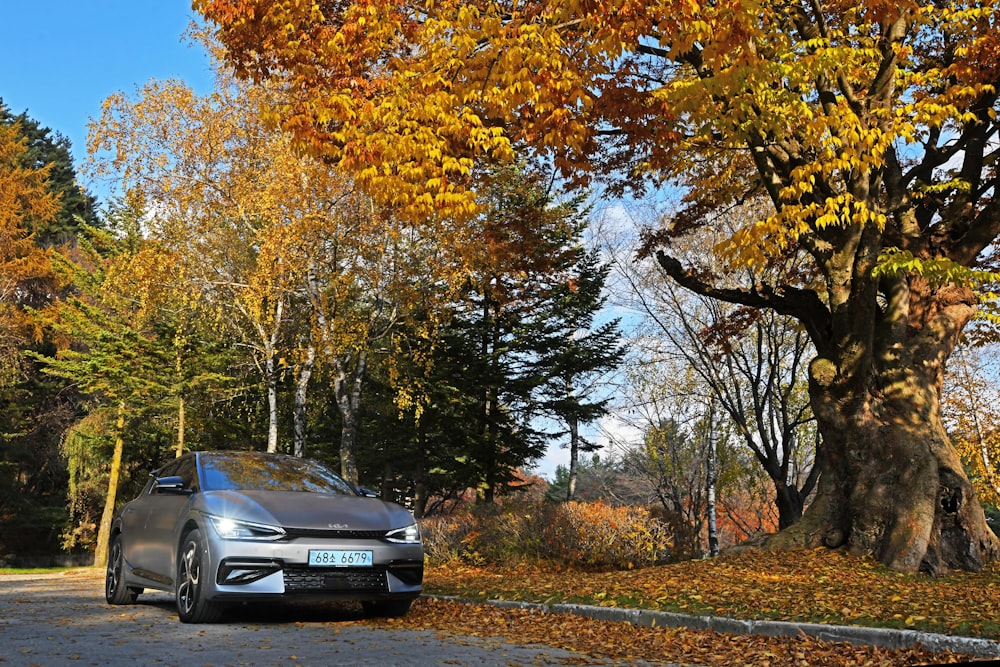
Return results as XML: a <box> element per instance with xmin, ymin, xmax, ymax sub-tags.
<box><xmin>266</xmin><ymin>350</ymin><xmax>279</xmax><ymax>453</ymax></box>
<box><xmin>293</xmin><ymin>344</ymin><xmax>315</xmax><ymax>457</ymax></box>
<box><xmin>567</xmin><ymin>412</ymin><xmax>580</xmax><ymax>501</ymax></box>
<box><xmin>262</xmin><ymin>298</ymin><xmax>284</xmax><ymax>454</ymax></box>
<box><xmin>706</xmin><ymin>406</ymin><xmax>719</xmax><ymax>557</ymax></box>
<box><xmin>175</xmin><ymin>334</ymin><xmax>185</xmax><ymax>458</ymax></box>
<box><xmin>94</xmin><ymin>400</ymin><xmax>126</xmax><ymax>567</ymax></box>
<box><xmin>176</xmin><ymin>396</ymin><xmax>185</xmax><ymax>458</ymax></box>
<box><xmin>411</xmin><ymin>424</ymin><xmax>428</xmax><ymax>519</ymax></box>
<box><xmin>334</xmin><ymin>351</ymin><xmax>366</xmax><ymax>486</ymax></box>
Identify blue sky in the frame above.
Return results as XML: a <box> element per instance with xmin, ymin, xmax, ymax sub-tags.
<box><xmin>1</xmin><ymin>1</ymin><xmax>212</xmax><ymax>187</ymax></box>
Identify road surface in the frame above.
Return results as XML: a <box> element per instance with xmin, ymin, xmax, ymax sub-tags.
<box><xmin>0</xmin><ymin>569</ymin><xmax>649</xmax><ymax>666</ymax></box>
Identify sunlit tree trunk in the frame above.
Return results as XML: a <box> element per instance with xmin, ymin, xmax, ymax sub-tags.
<box><xmin>706</xmin><ymin>404</ymin><xmax>719</xmax><ymax>558</ymax></box>
<box><xmin>176</xmin><ymin>396</ymin><xmax>185</xmax><ymax>458</ymax></box>
<box><xmin>771</xmin><ymin>283</ymin><xmax>1000</xmax><ymax>573</ymax></box>
<box><xmin>94</xmin><ymin>400</ymin><xmax>126</xmax><ymax>566</ymax></box>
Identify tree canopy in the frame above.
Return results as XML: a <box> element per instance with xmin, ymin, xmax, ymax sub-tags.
<box><xmin>195</xmin><ymin>0</ymin><xmax>1000</xmax><ymax>572</ymax></box>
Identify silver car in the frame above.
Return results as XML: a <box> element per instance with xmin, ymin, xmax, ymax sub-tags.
<box><xmin>105</xmin><ymin>451</ymin><xmax>423</xmax><ymax>623</ymax></box>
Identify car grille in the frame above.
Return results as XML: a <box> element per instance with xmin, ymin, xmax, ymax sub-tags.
<box><xmin>282</xmin><ymin>527</ymin><xmax>387</xmax><ymax>540</ymax></box>
<box><xmin>283</xmin><ymin>567</ymin><xmax>389</xmax><ymax>593</ymax></box>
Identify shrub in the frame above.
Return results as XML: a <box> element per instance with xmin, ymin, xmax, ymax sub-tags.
<box><xmin>538</xmin><ymin>501</ymin><xmax>670</xmax><ymax>569</ymax></box>
<box><xmin>420</xmin><ymin>501</ymin><xmax>670</xmax><ymax>570</ymax></box>
<box><xmin>419</xmin><ymin>509</ymin><xmax>480</xmax><ymax>564</ymax></box>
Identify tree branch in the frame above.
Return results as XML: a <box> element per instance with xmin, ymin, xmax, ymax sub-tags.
<box><xmin>654</xmin><ymin>250</ymin><xmax>831</xmax><ymax>350</ymax></box>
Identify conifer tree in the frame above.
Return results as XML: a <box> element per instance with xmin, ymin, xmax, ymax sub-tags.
<box><xmin>534</xmin><ymin>245</ymin><xmax>625</xmax><ymax>500</ymax></box>
<box><xmin>0</xmin><ymin>99</ymin><xmax>98</xmax><ymax>246</ymax></box>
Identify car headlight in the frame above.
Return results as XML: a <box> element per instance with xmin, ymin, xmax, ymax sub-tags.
<box><xmin>208</xmin><ymin>515</ymin><xmax>286</xmax><ymax>541</ymax></box>
<box><xmin>385</xmin><ymin>523</ymin><xmax>421</xmax><ymax>544</ymax></box>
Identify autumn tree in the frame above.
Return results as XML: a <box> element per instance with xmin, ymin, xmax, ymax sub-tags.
<box><xmin>89</xmin><ymin>75</ymin><xmax>307</xmax><ymax>454</ymax></box>
<box><xmin>0</xmin><ymin>120</ymin><xmax>58</xmax><ymax>385</ymax></box>
<box><xmin>1</xmin><ymin>100</ymin><xmax>98</xmax><ymax>246</ymax></box>
<box><xmin>0</xmin><ymin>115</ymin><xmax>65</xmax><ymax>554</ymax></box>
<box><xmin>618</xmin><ymin>354</ymin><xmax>749</xmax><ymax>559</ymax></box>
<box><xmin>944</xmin><ymin>345</ymin><xmax>1000</xmax><ymax>510</ymax></box>
<box><xmin>196</xmin><ymin>0</ymin><xmax>1000</xmax><ymax>572</ymax></box>
<box><xmin>607</xmin><ymin>221</ymin><xmax>820</xmax><ymax>530</ymax></box>
<box><xmin>296</xmin><ymin>190</ymin><xmax>443</xmax><ymax>483</ymax></box>
<box><xmin>32</xmin><ymin>238</ymin><xmax>175</xmax><ymax>564</ymax></box>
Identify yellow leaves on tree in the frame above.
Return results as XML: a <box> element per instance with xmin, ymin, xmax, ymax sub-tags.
<box><xmin>0</xmin><ymin>121</ymin><xmax>58</xmax><ymax>384</ymax></box>
<box><xmin>194</xmin><ymin>0</ymin><xmax>1000</xmax><ymax>275</ymax></box>
<box><xmin>88</xmin><ymin>36</ymin><xmax>458</xmax><ymax>468</ymax></box>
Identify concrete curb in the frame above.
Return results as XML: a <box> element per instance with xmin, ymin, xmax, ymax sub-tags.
<box><xmin>428</xmin><ymin>596</ymin><xmax>1000</xmax><ymax>659</ymax></box>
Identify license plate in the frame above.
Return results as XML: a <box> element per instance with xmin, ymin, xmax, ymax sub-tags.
<box><xmin>308</xmin><ymin>549</ymin><xmax>373</xmax><ymax>567</ymax></box>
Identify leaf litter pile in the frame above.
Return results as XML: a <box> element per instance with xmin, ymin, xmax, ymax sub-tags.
<box><xmin>359</xmin><ymin>548</ymin><xmax>1000</xmax><ymax>665</ymax></box>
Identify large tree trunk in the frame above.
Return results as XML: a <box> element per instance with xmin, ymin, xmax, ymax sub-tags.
<box><xmin>771</xmin><ymin>284</ymin><xmax>1000</xmax><ymax>573</ymax></box>
<box><xmin>774</xmin><ymin>482</ymin><xmax>806</xmax><ymax>530</ymax></box>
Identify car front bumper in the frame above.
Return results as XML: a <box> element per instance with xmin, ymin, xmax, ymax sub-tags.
<box><xmin>202</xmin><ymin>534</ymin><xmax>424</xmax><ymax>601</ymax></box>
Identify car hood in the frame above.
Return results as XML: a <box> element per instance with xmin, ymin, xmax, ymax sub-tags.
<box><xmin>197</xmin><ymin>490</ymin><xmax>414</xmax><ymax>532</ymax></box>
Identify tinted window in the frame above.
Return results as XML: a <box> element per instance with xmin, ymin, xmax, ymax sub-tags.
<box><xmin>199</xmin><ymin>454</ymin><xmax>355</xmax><ymax>495</ymax></box>
<box><xmin>176</xmin><ymin>456</ymin><xmax>198</xmax><ymax>491</ymax></box>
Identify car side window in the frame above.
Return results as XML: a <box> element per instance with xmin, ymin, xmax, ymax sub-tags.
<box><xmin>176</xmin><ymin>457</ymin><xmax>198</xmax><ymax>492</ymax></box>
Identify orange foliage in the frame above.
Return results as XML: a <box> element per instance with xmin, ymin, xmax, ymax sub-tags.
<box><xmin>0</xmin><ymin>121</ymin><xmax>58</xmax><ymax>381</ymax></box>
<box><xmin>423</xmin><ymin>548</ymin><xmax>1000</xmax><ymax>641</ymax></box>
<box><xmin>374</xmin><ymin>597</ymin><xmax>975</xmax><ymax>666</ymax></box>
<box><xmin>421</xmin><ymin>500</ymin><xmax>670</xmax><ymax>569</ymax></box>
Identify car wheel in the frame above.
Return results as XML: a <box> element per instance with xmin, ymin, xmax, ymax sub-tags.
<box><xmin>176</xmin><ymin>529</ymin><xmax>222</xmax><ymax>623</ymax></box>
<box><xmin>362</xmin><ymin>599</ymin><xmax>413</xmax><ymax>618</ymax></box>
<box><xmin>106</xmin><ymin>533</ymin><xmax>139</xmax><ymax>605</ymax></box>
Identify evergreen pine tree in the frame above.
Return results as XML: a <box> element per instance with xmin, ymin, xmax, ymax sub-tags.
<box><xmin>0</xmin><ymin>99</ymin><xmax>99</xmax><ymax>246</ymax></box>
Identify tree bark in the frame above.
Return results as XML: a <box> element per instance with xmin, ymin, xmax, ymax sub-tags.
<box><xmin>774</xmin><ymin>482</ymin><xmax>805</xmax><ymax>529</ymax></box>
<box><xmin>266</xmin><ymin>350</ymin><xmax>279</xmax><ymax>453</ymax></box>
<box><xmin>566</xmin><ymin>412</ymin><xmax>579</xmax><ymax>501</ymax></box>
<box><xmin>656</xmin><ymin>254</ymin><xmax>1000</xmax><ymax>573</ymax></box>
<box><xmin>293</xmin><ymin>343</ymin><xmax>315</xmax><ymax>457</ymax></box>
<box><xmin>706</xmin><ymin>404</ymin><xmax>719</xmax><ymax>557</ymax></box>
<box><xmin>769</xmin><ymin>284</ymin><xmax>1000</xmax><ymax>573</ymax></box>
<box><xmin>333</xmin><ymin>351</ymin><xmax>366</xmax><ymax>486</ymax></box>
<box><xmin>94</xmin><ymin>400</ymin><xmax>126</xmax><ymax>567</ymax></box>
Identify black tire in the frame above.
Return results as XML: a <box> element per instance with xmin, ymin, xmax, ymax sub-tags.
<box><xmin>175</xmin><ymin>529</ymin><xmax>222</xmax><ymax>623</ymax></box>
<box><xmin>362</xmin><ymin>598</ymin><xmax>413</xmax><ymax>618</ymax></box>
<box><xmin>105</xmin><ymin>533</ymin><xmax>139</xmax><ymax>605</ymax></box>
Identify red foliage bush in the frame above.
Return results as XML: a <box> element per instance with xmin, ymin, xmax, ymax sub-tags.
<box><xmin>420</xmin><ymin>501</ymin><xmax>671</xmax><ymax>570</ymax></box>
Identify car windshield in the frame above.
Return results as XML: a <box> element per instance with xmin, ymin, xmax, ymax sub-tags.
<box><xmin>199</xmin><ymin>454</ymin><xmax>357</xmax><ymax>495</ymax></box>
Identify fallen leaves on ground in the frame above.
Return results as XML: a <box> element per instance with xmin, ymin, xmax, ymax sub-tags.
<box><xmin>422</xmin><ymin>548</ymin><xmax>1000</xmax><ymax>639</ymax></box>
<box><xmin>364</xmin><ymin>597</ymin><xmax>973</xmax><ymax>666</ymax></box>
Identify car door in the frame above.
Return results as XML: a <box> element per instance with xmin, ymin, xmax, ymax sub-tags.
<box><xmin>118</xmin><ymin>476</ymin><xmax>156</xmax><ymax>570</ymax></box>
<box><xmin>141</xmin><ymin>456</ymin><xmax>197</xmax><ymax>582</ymax></box>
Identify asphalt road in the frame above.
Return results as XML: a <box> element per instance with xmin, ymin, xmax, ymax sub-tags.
<box><xmin>0</xmin><ymin>570</ymin><xmax>646</xmax><ymax>666</ymax></box>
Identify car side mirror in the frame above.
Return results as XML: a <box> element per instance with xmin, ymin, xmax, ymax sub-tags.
<box><xmin>357</xmin><ymin>486</ymin><xmax>379</xmax><ymax>498</ymax></box>
<box><xmin>154</xmin><ymin>475</ymin><xmax>192</xmax><ymax>494</ymax></box>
